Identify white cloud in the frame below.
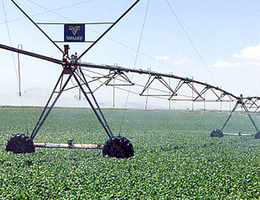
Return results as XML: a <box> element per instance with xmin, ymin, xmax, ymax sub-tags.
<box><xmin>155</xmin><ymin>56</ymin><xmax>171</xmax><ymax>60</ymax></box>
<box><xmin>247</xmin><ymin>61</ymin><xmax>260</xmax><ymax>66</ymax></box>
<box><xmin>213</xmin><ymin>60</ymin><xmax>242</xmax><ymax>67</ymax></box>
<box><xmin>233</xmin><ymin>44</ymin><xmax>260</xmax><ymax>60</ymax></box>
<box><xmin>174</xmin><ymin>57</ymin><xmax>195</xmax><ymax>65</ymax></box>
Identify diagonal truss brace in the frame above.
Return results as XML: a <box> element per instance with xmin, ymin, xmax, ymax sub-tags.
<box><xmin>140</xmin><ymin>75</ymin><xmax>174</xmax><ymax>97</ymax></box>
<box><xmin>78</xmin><ymin>69</ymin><xmax>135</xmax><ymax>93</ymax></box>
<box><xmin>192</xmin><ymin>86</ymin><xmax>234</xmax><ymax>102</ymax></box>
<box><xmin>30</xmin><ymin>64</ymin><xmax>114</xmax><ymax>140</ymax></box>
<box><xmin>220</xmin><ymin>95</ymin><xmax>259</xmax><ymax>133</ymax></box>
<box><xmin>242</xmin><ymin>97</ymin><xmax>260</xmax><ymax>112</ymax></box>
<box><xmin>90</xmin><ymin>70</ymin><xmax>135</xmax><ymax>87</ymax></box>
<box><xmin>169</xmin><ymin>80</ymin><xmax>204</xmax><ymax>100</ymax></box>
<box><xmin>139</xmin><ymin>75</ymin><xmax>235</xmax><ymax>102</ymax></box>
<box><xmin>105</xmin><ymin>70</ymin><xmax>135</xmax><ymax>86</ymax></box>
<box><xmin>11</xmin><ymin>0</ymin><xmax>140</xmax><ymax>60</ymax></box>
<box><xmin>0</xmin><ymin>43</ymin><xmax>239</xmax><ymax>104</ymax></box>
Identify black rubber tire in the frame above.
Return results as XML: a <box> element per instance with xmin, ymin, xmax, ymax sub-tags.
<box><xmin>103</xmin><ymin>136</ymin><xmax>134</xmax><ymax>158</ymax></box>
<box><xmin>210</xmin><ymin>129</ymin><xmax>224</xmax><ymax>138</ymax></box>
<box><xmin>5</xmin><ymin>134</ymin><xmax>35</xmax><ymax>153</ymax></box>
<box><xmin>255</xmin><ymin>132</ymin><xmax>260</xmax><ymax>139</ymax></box>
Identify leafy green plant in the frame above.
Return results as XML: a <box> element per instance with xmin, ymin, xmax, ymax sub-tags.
<box><xmin>0</xmin><ymin>108</ymin><xmax>260</xmax><ymax>198</ymax></box>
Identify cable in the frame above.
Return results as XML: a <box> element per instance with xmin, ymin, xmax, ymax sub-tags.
<box><xmin>1</xmin><ymin>0</ymin><xmax>194</xmax><ymax>78</ymax></box>
<box><xmin>165</xmin><ymin>0</ymin><xmax>217</xmax><ymax>86</ymax></box>
<box><xmin>1</xmin><ymin>0</ymin><xmax>197</xmax><ymax>80</ymax></box>
<box><xmin>0</xmin><ymin>0</ymin><xmax>94</xmax><ymax>25</ymax></box>
<box><xmin>25</xmin><ymin>0</ymin><xmax>73</xmax><ymax>22</ymax></box>
<box><xmin>118</xmin><ymin>0</ymin><xmax>150</xmax><ymax>135</ymax></box>
<box><xmin>82</xmin><ymin>68</ymin><xmax>194</xmax><ymax>99</ymax></box>
<box><xmin>85</xmin><ymin>27</ymin><xmax>193</xmax><ymax>78</ymax></box>
<box><xmin>25</xmin><ymin>0</ymin><xmax>95</xmax><ymax>22</ymax></box>
<box><xmin>133</xmin><ymin>0</ymin><xmax>150</xmax><ymax>68</ymax></box>
<box><xmin>2</xmin><ymin>0</ymin><xmax>29</xmax><ymax>133</ymax></box>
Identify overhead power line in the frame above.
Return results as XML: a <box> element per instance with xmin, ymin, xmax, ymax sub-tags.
<box><xmin>165</xmin><ymin>0</ymin><xmax>217</xmax><ymax>86</ymax></box>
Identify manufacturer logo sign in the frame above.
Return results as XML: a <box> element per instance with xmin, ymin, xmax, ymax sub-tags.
<box><xmin>64</xmin><ymin>24</ymin><xmax>85</xmax><ymax>42</ymax></box>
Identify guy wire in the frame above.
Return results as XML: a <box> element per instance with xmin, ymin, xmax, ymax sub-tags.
<box><xmin>118</xmin><ymin>0</ymin><xmax>150</xmax><ymax>135</ymax></box>
<box><xmin>2</xmin><ymin>0</ymin><xmax>29</xmax><ymax>133</ymax></box>
<box><xmin>165</xmin><ymin>0</ymin><xmax>218</xmax><ymax>86</ymax></box>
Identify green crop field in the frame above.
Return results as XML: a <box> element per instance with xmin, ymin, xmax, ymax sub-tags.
<box><xmin>1</xmin><ymin>107</ymin><xmax>260</xmax><ymax>199</ymax></box>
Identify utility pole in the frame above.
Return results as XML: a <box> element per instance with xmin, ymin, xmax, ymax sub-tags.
<box><xmin>145</xmin><ymin>68</ymin><xmax>151</xmax><ymax>110</ymax></box>
<box><xmin>112</xmin><ymin>63</ymin><xmax>117</xmax><ymax>108</ymax></box>
<box><xmin>192</xmin><ymin>76</ymin><xmax>194</xmax><ymax>111</ymax></box>
<box><xmin>169</xmin><ymin>72</ymin><xmax>173</xmax><ymax>110</ymax></box>
<box><xmin>17</xmin><ymin>44</ymin><xmax>23</xmax><ymax>97</ymax></box>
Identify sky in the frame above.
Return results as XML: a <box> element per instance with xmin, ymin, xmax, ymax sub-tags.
<box><xmin>1</xmin><ymin>0</ymin><xmax>260</xmax><ymax>110</ymax></box>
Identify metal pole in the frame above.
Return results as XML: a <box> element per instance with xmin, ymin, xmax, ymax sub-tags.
<box><xmin>241</xmin><ymin>99</ymin><xmax>259</xmax><ymax>132</ymax></box>
<box><xmin>145</xmin><ymin>88</ymin><xmax>149</xmax><ymax>110</ymax></box>
<box><xmin>204</xmin><ymin>93</ymin><xmax>206</xmax><ymax>111</ymax></box>
<box><xmin>169</xmin><ymin>73</ymin><xmax>172</xmax><ymax>110</ymax></box>
<box><xmin>30</xmin><ymin>69</ymin><xmax>73</xmax><ymax>140</ymax></box>
<box><xmin>17</xmin><ymin>44</ymin><xmax>23</xmax><ymax>97</ymax></box>
<box><xmin>145</xmin><ymin>68</ymin><xmax>151</xmax><ymax>110</ymax></box>
<box><xmin>78</xmin><ymin>0</ymin><xmax>140</xmax><ymax>60</ymax></box>
<box><xmin>192</xmin><ymin>76</ymin><xmax>194</xmax><ymax>111</ymax></box>
<box><xmin>113</xmin><ymin>63</ymin><xmax>117</xmax><ymax>108</ymax></box>
<box><xmin>79</xmin><ymin>88</ymin><xmax>81</xmax><ymax>100</ymax></box>
<box><xmin>78</xmin><ymin>59</ymin><xmax>82</xmax><ymax>100</ymax></box>
<box><xmin>221</xmin><ymin>101</ymin><xmax>239</xmax><ymax>132</ymax></box>
<box><xmin>74</xmin><ymin>67</ymin><xmax>114</xmax><ymax>138</ymax></box>
<box><xmin>113</xmin><ymin>78</ymin><xmax>115</xmax><ymax>108</ymax></box>
<box><xmin>219</xmin><ymin>86</ymin><xmax>222</xmax><ymax>112</ymax></box>
<box><xmin>11</xmin><ymin>0</ymin><xmax>64</xmax><ymax>54</ymax></box>
<box><xmin>0</xmin><ymin>44</ymin><xmax>62</xmax><ymax>65</ymax></box>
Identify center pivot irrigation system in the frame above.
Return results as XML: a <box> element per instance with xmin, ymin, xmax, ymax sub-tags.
<box><xmin>2</xmin><ymin>0</ymin><xmax>260</xmax><ymax>158</ymax></box>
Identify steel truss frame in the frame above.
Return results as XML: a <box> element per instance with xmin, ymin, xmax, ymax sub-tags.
<box><xmin>241</xmin><ymin>97</ymin><xmax>260</xmax><ymax>113</ymax></box>
<box><xmin>2</xmin><ymin>0</ymin><xmax>140</xmax><ymax>154</ymax></box>
<box><xmin>76</xmin><ymin>64</ymin><xmax>237</xmax><ymax>103</ymax></box>
<box><xmin>1</xmin><ymin>0</ymin><xmax>260</xmax><ymax>144</ymax></box>
<box><xmin>90</xmin><ymin>69</ymin><xmax>135</xmax><ymax>92</ymax></box>
<box><xmin>10</xmin><ymin>0</ymin><xmax>140</xmax><ymax>59</ymax></box>
<box><xmin>220</xmin><ymin>95</ymin><xmax>259</xmax><ymax>135</ymax></box>
<box><xmin>30</xmin><ymin>61</ymin><xmax>114</xmax><ymax>141</ymax></box>
<box><xmin>70</xmin><ymin>67</ymin><xmax>260</xmax><ymax>137</ymax></box>
<box><xmin>2</xmin><ymin>43</ymin><xmax>259</xmax><ymax>139</ymax></box>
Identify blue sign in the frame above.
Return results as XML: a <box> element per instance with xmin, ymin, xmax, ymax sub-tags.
<box><xmin>64</xmin><ymin>24</ymin><xmax>85</xmax><ymax>42</ymax></box>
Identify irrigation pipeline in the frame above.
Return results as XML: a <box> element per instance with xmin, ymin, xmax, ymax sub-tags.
<box><xmin>78</xmin><ymin>62</ymin><xmax>238</xmax><ymax>100</ymax></box>
<box><xmin>0</xmin><ymin>43</ymin><xmax>239</xmax><ymax>102</ymax></box>
<box><xmin>3</xmin><ymin>0</ymin><xmax>194</xmax><ymax>79</ymax></box>
<box><xmin>1</xmin><ymin>1</ymin><xmax>30</xmax><ymax>132</ymax></box>
<box><xmin>3</xmin><ymin>43</ymin><xmax>260</xmax><ymax>142</ymax></box>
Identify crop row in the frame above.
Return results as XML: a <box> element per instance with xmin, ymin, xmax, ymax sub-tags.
<box><xmin>0</xmin><ymin>108</ymin><xmax>260</xmax><ymax>198</ymax></box>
